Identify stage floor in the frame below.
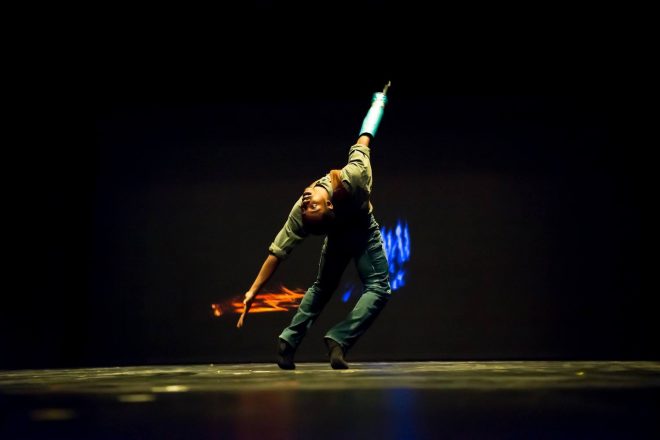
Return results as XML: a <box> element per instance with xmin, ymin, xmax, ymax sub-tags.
<box><xmin>1</xmin><ymin>361</ymin><xmax>659</xmax><ymax>439</ymax></box>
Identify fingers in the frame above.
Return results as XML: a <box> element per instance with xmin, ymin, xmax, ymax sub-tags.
<box><xmin>302</xmin><ymin>189</ymin><xmax>312</xmax><ymax>206</ymax></box>
<box><xmin>301</xmin><ymin>195</ymin><xmax>311</xmax><ymax>210</ymax></box>
<box><xmin>238</xmin><ymin>293</ymin><xmax>253</xmax><ymax>328</ymax></box>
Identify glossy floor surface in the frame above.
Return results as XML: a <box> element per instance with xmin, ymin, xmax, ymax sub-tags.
<box><xmin>1</xmin><ymin>361</ymin><xmax>659</xmax><ymax>439</ymax></box>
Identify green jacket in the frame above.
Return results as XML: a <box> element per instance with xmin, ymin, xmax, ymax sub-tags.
<box><xmin>268</xmin><ymin>144</ymin><xmax>373</xmax><ymax>260</ymax></box>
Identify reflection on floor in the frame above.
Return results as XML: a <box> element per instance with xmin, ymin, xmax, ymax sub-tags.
<box><xmin>1</xmin><ymin>361</ymin><xmax>659</xmax><ymax>439</ymax></box>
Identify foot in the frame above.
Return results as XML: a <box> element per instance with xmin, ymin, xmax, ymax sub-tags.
<box><xmin>277</xmin><ymin>339</ymin><xmax>296</xmax><ymax>370</ymax></box>
<box><xmin>324</xmin><ymin>337</ymin><xmax>349</xmax><ymax>370</ymax></box>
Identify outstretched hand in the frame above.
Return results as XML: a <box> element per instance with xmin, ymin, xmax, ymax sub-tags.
<box><xmin>236</xmin><ymin>291</ymin><xmax>255</xmax><ymax>328</ymax></box>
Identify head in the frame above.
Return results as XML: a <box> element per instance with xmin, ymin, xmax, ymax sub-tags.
<box><xmin>301</xmin><ymin>186</ymin><xmax>335</xmax><ymax>235</ymax></box>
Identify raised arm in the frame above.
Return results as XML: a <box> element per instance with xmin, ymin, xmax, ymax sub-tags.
<box><xmin>341</xmin><ymin>83</ymin><xmax>390</xmax><ymax>195</ymax></box>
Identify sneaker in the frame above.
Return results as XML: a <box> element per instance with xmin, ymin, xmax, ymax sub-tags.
<box><xmin>277</xmin><ymin>339</ymin><xmax>296</xmax><ymax>370</ymax></box>
<box><xmin>324</xmin><ymin>337</ymin><xmax>349</xmax><ymax>370</ymax></box>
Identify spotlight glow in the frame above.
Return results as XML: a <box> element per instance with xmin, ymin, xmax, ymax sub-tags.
<box><xmin>381</xmin><ymin>219</ymin><xmax>411</xmax><ymax>291</ymax></box>
<box><xmin>212</xmin><ymin>285</ymin><xmax>305</xmax><ymax>317</ymax></box>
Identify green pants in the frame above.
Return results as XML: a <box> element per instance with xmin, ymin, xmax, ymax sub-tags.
<box><xmin>279</xmin><ymin>213</ymin><xmax>391</xmax><ymax>354</ymax></box>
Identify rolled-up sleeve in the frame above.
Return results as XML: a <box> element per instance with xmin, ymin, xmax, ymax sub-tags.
<box><xmin>340</xmin><ymin>144</ymin><xmax>372</xmax><ymax>194</ymax></box>
<box><xmin>268</xmin><ymin>198</ymin><xmax>307</xmax><ymax>260</ymax></box>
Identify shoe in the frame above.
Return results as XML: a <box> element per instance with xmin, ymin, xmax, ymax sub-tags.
<box><xmin>277</xmin><ymin>339</ymin><xmax>296</xmax><ymax>370</ymax></box>
<box><xmin>324</xmin><ymin>337</ymin><xmax>349</xmax><ymax>370</ymax></box>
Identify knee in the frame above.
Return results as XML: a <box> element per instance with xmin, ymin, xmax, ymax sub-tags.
<box><xmin>363</xmin><ymin>280</ymin><xmax>392</xmax><ymax>299</ymax></box>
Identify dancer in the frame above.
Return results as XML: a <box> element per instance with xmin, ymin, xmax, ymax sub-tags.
<box><xmin>239</xmin><ymin>83</ymin><xmax>392</xmax><ymax>370</ymax></box>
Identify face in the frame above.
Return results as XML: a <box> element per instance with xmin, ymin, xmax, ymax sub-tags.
<box><xmin>301</xmin><ymin>186</ymin><xmax>333</xmax><ymax>217</ymax></box>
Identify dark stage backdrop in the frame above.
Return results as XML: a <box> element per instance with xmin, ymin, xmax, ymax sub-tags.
<box><xmin>4</xmin><ymin>83</ymin><xmax>651</xmax><ymax>369</ymax></box>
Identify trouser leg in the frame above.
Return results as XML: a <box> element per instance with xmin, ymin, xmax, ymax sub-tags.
<box><xmin>325</xmin><ymin>218</ymin><xmax>391</xmax><ymax>353</ymax></box>
<box><xmin>279</xmin><ymin>237</ymin><xmax>351</xmax><ymax>350</ymax></box>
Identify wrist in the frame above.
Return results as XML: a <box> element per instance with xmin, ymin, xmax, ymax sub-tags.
<box><xmin>357</xmin><ymin>135</ymin><xmax>371</xmax><ymax>147</ymax></box>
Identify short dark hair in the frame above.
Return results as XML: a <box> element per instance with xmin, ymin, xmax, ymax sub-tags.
<box><xmin>302</xmin><ymin>209</ymin><xmax>336</xmax><ymax>235</ymax></box>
